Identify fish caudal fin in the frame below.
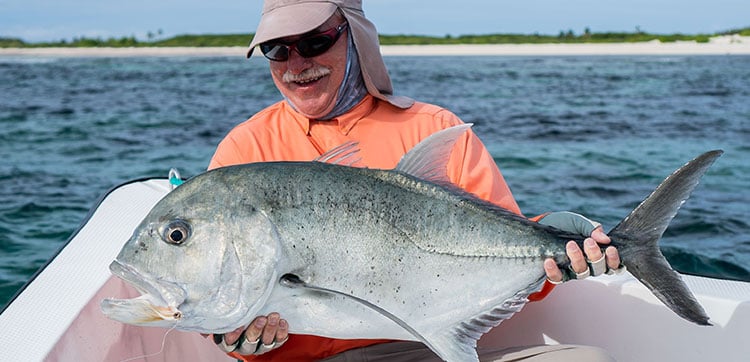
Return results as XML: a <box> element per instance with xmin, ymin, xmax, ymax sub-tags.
<box><xmin>609</xmin><ymin>150</ymin><xmax>722</xmax><ymax>326</ymax></box>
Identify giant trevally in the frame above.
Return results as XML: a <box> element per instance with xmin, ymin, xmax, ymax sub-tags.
<box><xmin>101</xmin><ymin>124</ymin><xmax>717</xmax><ymax>362</ymax></box>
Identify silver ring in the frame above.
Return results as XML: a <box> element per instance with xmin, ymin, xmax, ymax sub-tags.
<box><xmin>256</xmin><ymin>337</ymin><xmax>288</xmax><ymax>355</ymax></box>
<box><xmin>573</xmin><ymin>265</ymin><xmax>590</xmax><ymax>280</ymax></box>
<box><xmin>214</xmin><ymin>334</ymin><xmax>240</xmax><ymax>353</ymax></box>
<box><xmin>588</xmin><ymin>255</ymin><xmax>607</xmax><ymax>276</ymax></box>
<box><xmin>606</xmin><ymin>264</ymin><xmax>627</xmax><ymax>275</ymax></box>
<box><xmin>255</xmin><ymin>341</ymin><xmax>277</xmax><ymax>355</ymax></box>
<box><xmin>235</xmin><ymin>334</ymin><xmax>261</xmax><ymax>355</ymax></box>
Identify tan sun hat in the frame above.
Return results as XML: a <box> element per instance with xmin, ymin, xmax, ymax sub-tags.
<box><xmin>247</xmin><ymin>0</ymin><xmax>414</xmax><ymax>109</ymax></box>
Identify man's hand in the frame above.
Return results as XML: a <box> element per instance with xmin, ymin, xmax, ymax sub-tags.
<box><xmin>536</xmin><ymin>211</ymin><xmax>622</xmax><ymax>283</ymax></box>
<box><xmin>544</xmin><ymin>227</ymin><xmax>621</xmax><ymax>283</ymax></box>
<box><xmin>209</xmin><ymin>313</ymin><xmax>289</xmax><ymax>356</ymax></box>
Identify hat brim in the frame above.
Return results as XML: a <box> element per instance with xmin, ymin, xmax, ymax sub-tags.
<box><xmin>247</xmin><ymin>3</ymin><xmax>338</xmax><ymax>58</ymax></box>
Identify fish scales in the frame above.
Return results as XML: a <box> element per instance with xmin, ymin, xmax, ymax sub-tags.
<box><xmin>245</xmin><ymin>162</ymin><xmax>558</xmax><ymax>258</ymax></box>
<box><xmin>221</xmin><ymin>161</ymin><xmax>557</xmax><ymax>329</ymax></box>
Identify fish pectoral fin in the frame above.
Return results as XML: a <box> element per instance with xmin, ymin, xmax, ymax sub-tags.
<box><xmin>280</xmin><ymin>274</ymin><xmax>432</xmax><ymax>344</ymax></box>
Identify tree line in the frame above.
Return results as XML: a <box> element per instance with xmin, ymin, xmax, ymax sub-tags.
<box><xmin>2</xmin><ymin>27</ymin><xmax>748</xmax><ymax>48</ymax></box>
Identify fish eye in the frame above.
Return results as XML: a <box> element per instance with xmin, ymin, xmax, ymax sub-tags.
<box><xmin>162</xmin><ymin>219</ymin><xmax>191</xmax><ymax>245</ymax></box>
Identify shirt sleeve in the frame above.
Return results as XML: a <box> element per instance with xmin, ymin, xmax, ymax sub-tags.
<box><xmin>208</xmin><ymin>134</ymin><xmax>241</xmax><ymax>170</ymax></box>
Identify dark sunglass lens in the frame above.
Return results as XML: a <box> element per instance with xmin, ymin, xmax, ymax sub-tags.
<box><xmin>260</xmin><ymin>43</ymin><xmax>289</xmax><ymax>61</ymax></box>
<box><xmin>297</xmin><ymin>36</ymin><xmax>334</xmax><ymax>57</ymax></box>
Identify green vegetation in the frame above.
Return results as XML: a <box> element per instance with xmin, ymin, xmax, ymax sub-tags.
<box><xmin>151</xmin><ymin>34</ymin><xmax>252</xmax><ymax>47</ymax></box>
<box><xmin>1</xmin><ymin>27</ymin><xmax>748</xmax><ymax>48</ymax></box>
<box><xmin>1</xmin><ymin>36</ymin><xmax>140</xmax><ymax>48</ymax></box>
<box><xmin>0</xmin><ymin>37</ymin><xmax>26</xmax><ymax>47</ymax></box>
<box><xmin>378</xmin><ymin>31</ymin><xmax>714</xmax><ymax>45</ymax></box>
<box><xmin>721</xmin><ymin>27</ymin><xmax>750</xmax><ymax>36</ymax></box>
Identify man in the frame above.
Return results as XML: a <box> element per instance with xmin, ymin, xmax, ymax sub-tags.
<box><xmin>208</xmin><ymin>1</ymin><xmax>620</xmax><ymax>361</ymax></box>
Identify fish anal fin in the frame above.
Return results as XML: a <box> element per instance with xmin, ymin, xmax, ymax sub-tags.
<box><xmin>427</xmin><ymin>280</ymin><xmax>541</xmax><ymax>361</ymax></box>
<box><xmin>425</xmin><ymin>331</ymin><xmax>480</xmax><ymax>362</ymax></box>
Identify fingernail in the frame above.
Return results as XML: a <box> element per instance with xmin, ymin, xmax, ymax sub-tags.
<box><xmin>566</xmin><ymin>241</ymin><xmax>578</xmax><ymax>251</ymax></box>
<box><xmin>254</xmin><ymin>317</ymin><xmax>267</xmax><ymax>327</ymax></box>
<box><xmin>279</xmin><ymin>319</ymin><xmax>288</xmax><ymax>329</ymax></box>
<box><xmin>585</xmin><ymin>239</ymin><xmax>597</xmax><ymax>248</ymax></box>
<box><xmin>268</xmin><ymin>315</ymin><xmax>279</xmax><ymax>325</ymax></box>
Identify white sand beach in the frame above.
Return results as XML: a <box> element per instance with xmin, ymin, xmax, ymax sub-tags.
<box><xmin>0</xmin><ymin>46</ymin><xmax>250</xmax><ymax>57</ymax></box>
<box><xmin>1</xmin><ymin>36</ymin><xmax>749</xmax><ymax>57</ymax></box>
<box><xmin>381</xmin><ymin>37</ymin><xmax>750</xmax><ymax>56</ymax></box>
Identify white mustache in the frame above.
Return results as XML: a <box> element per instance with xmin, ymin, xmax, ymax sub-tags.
<box><xmin>282</xmin><ymin>67</ymin><xmax>331</xmax><ymax>84</ymax></box>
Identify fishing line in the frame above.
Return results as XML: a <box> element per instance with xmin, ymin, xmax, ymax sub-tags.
<box><xmin>119</xmin><ymin>321</ymin><xmax>180</xmax><ymax>362</ymax></box>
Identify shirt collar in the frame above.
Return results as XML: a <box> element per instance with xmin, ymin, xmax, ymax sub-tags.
<box><xmin>288</xmin><ymin>94</ymin><xmax>377</xmax><ymax>136</ymax></box>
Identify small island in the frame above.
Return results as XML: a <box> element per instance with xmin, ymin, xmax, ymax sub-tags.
<box><xmin>1</xmin><ymin>27</ymin><xmax>748</xmax><ymax>57</ymax></box>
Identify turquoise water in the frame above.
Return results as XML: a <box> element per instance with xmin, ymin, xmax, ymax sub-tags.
<box><xmin>1</xmin><ymin>55</ymin><xmax>749</xmax><ymax>309</ymax></box>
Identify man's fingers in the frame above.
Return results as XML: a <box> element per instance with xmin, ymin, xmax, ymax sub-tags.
<box><xmin>212</xmin><ymin>314</ymin><xmax>290</xmax><ymax>356</ymax></box>
<box><xmin>591</xmin><ymin>227</ymin><xmax>611</xmax><ymax>245</ymax></box>
<box><xmin>277</xmin><ymin>319</ymin><xmax>289</xmax><ymax>343</ymax></box>
<box><xmin>605</xmin><ymin>246</ymin><xmax>621</xmax><ymax>270</ymax></box>
<box><xmin>567</xmin><ymin>240</ymin><xmax>588</xmax><ymax>274</ymax></box>
<box><xmin>223</xmin><ymin>326</ymin><xmax>245</xmax><ymax>345</ymax></box>
<box><xmin>544</xmin><ymin>258</ymin><xmax>563</xmax><ymax>283</ymax></box>
<box><xmin>261</xmin><ymin>313</ymin><xmax>280</xmax><ymax>345</ymax></box>
<box><xmin>544</xmin><ymin>226</ymin><xmax>619</xmax><ymax>282</ymax></box>
<box><xmin>583</xmin><ymin>238</ymin><xmax>603</xmax><ymax>263</ymax></box>
<box><xmin>245</xmin><ymin>316</ymin><xmax>268</xmax><ymax>344</ymax></box>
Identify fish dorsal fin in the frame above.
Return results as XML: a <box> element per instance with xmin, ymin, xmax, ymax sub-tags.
<box><xmin>395</xmin><ymin>124</ymin><xmax>473</xmax><ymax>184</ymax></box>
<box><xmin>314</xmin><ymin>141</ymin><xmax>364</xmax><ymax>167</ymax></box>
<box><xmin>426</xmin><ymin>279</ymin><xmax>542</xmax><ymax>362</ymax></box>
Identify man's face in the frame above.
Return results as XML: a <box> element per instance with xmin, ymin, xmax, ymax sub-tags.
<box><xmin>268</xmin><ymin>14</ymin><xmax>349</xmax><ymax>119</ymax></box>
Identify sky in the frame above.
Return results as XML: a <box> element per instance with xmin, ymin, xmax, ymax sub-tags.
<box><xmin>1</xmin><ymin>0</ymin><xmax>749</xmax><ymax>43</ymax></box>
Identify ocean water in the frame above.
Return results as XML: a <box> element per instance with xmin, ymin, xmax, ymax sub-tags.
<box><xmin>1</xmin><ymin>54</ymin><xmax>749</xmax><ymax>309</ymax></box>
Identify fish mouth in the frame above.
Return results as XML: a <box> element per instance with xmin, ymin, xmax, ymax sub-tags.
<box><xmin>101</xmin><ymin>260</ymin><xmax>187</xmax><ymax>325</ymax></box>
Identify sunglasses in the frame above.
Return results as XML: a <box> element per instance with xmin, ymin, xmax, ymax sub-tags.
<box><xmin>259</xmin><ymin>22</ymin><xmax>349</xmax><ymax>61</ymax></box>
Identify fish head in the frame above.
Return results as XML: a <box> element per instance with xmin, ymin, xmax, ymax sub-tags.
<box><xmin>101</xmin><ymin>171</ymin><xmax>282</xmax><ymax>334</ymax></box>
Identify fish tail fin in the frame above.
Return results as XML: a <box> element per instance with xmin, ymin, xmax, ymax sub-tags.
<box><xmin>609</xmin><ymin>150</ymin><xmax>722</xmax><ymax>326</ymax></box>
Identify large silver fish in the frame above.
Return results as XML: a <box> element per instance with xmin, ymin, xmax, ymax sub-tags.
<box><xmin>102</xmin><ymin>125</ymin><xmax>717</xmax><ymax>362</ymax></box>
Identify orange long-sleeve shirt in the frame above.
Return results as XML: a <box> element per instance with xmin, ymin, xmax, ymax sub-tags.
<box><xmin>209</xmin><ymin>95</ymin><xmax>550</xmax><ymax>361</ymax></box>
<box><xmin>210</xmin><ymin>95</ymin><xmax>519</xmax><ymax>212</ymax></box>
